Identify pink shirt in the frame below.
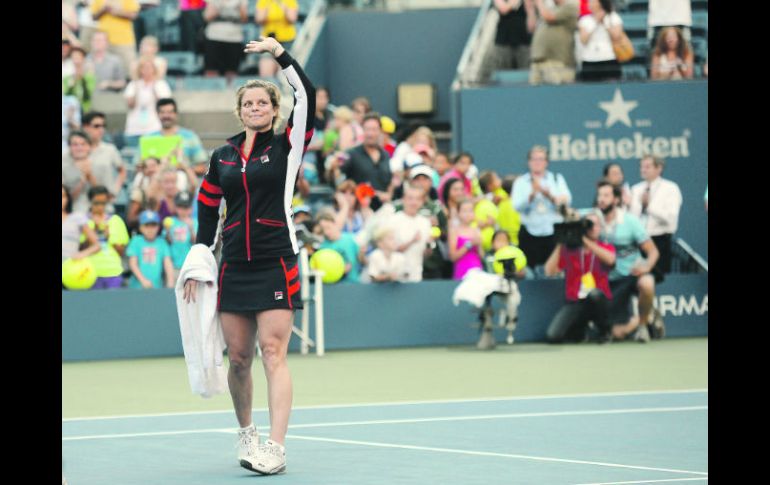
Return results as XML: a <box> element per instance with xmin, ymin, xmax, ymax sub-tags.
<box><xmin>179</xmin><ymin>0</ymin><xmax>206</xmax><ymax>10</ymax></box>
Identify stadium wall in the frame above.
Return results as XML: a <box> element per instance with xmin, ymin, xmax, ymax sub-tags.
<box><xmin>62</xmin><ymin>274</ymin><xmax>707</xmax><ymax>361</ymax></box>
<box><xmin>453</xmin><ymin>80</ymin><xmax>709</xmax><ymax>258</ymax></box>
<box><xmin>308</xmin><ymin>8</ymin><xmax>478</xmax><ymax>124</ymax></box>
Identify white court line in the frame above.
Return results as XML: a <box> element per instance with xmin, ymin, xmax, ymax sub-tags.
<box><xmin>574</xmin><ymin>478</ymin><xmax>707</xmax><ymax>484</ymax></box>
<box><xmin>62</xmin><ymin>388</ymin><xmax>708</xmax><ymax>422</ymax></box>
<box><xmin>286</xmin><ymin>434</ymin><xmax>709</xmax><ymax>477</ymax></box>
<box><xmin>62</xmin><ymin>405</ymin><xmax>706</xmax><ymax>441</ymax></box>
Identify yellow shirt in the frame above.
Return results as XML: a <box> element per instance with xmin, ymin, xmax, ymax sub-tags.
<box><xmin>257</xmin><ymin>0</ymin><xmax>298</xmax><ymax>43</ymax></box>
<box><xmin>91</xmin><ymin>0</ymin><xmax>140</xmax><ymax>46</ymax></box>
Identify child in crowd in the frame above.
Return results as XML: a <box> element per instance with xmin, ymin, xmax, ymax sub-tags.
<box><xmin>162</xmin><ymin>191</ymin><xmax>197</xmax><ymax>281</ymax></box>
<box><xmin>449</xmin><ymin>198</ymin><xmax>484</xmax><ymax>280</ymax></box>
<box><xmin>127</xmin><ymin>210</ymin><xmax>174</xmax><ymax>289</ymax></box>
<box><xmin>85</xmin><ymin>186</ymin><xmax>130</xmax><ymax>289</ymax></box>
<box><xmin>367</xmin><ymin>225</ymin><xmax>407</xmax><ymax>283</ymax></box>
<box><xmin>317</xmin><ymin>210</ymin><xmax>361</xmax><ymax>283</ymax></box>
<box><xmin>484</xmin><ymin>230</ymin><xmax>528</xmax><ymax>279</ymax></box>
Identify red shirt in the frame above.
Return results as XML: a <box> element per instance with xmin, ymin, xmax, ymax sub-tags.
<box><xmin>384</xmin><ymin>141</ymin><xmax>396</xmax><ymax>157</ymax></box>
<box><xmin>558</xmin><ymin>242</ymin><xmax>615</xmax><ymax>301</ymax></box>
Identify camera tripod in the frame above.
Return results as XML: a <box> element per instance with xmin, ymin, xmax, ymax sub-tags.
<box><xmin>475</xmin><ymin>275</ymin><xmax>521</xmax><ymax>350</ymax></box>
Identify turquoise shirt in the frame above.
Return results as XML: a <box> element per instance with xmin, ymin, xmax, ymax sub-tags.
<box><xmin>126</xmin><ymin>235</ymin><xmax>172</xmax><ymax>288</ymax></box>
<box><xmin>162</xmin><ymin>217</ymin><xmax>198</xmax><ymax>269</ymax></box>
<box><xmin>596</xmin><ymin>209</ymin><xmax>650</xmax><ymax>280</ymax></box>
<box><xmin>320</xmin><ymin>233</ymin><xmax>360</xmax><ymax>283</ymax></box>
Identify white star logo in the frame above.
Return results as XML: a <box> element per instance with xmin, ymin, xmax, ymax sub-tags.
<box><xmin>599</xmin><ymin>88</ymin><xmax>638</xmax><ymax>128</ymax></box>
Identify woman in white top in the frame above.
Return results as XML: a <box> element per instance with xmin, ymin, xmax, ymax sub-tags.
<box><xmin>577</xmin><ymin>0</ymin><xmax>623</xmax><ymax>82</ymax></box>
<box><xmin>130</xmin><ymin>35</ymin><xmax>168</xmax><ymax>81</ymax></box>
<box><xmin>650</xmin><ymin>26</ymin><xmax>694</xmax><ymax>80</ymax></box>
<box><xmin>123</xmin><ymin>56</ymin><xmax>172</xmax><ymax>145</ymax></box>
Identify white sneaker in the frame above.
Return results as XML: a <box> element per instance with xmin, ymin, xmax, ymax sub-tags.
<box><xmin>236</xmin><ymin>425</ymin><xmax>260</xmax><ymax>464</ymax></box>
<box><xmin>634</xmin><ymin>324</ymin><xmax>651</xmax><ymax>343</ymax></box>
<box><xmin>241</xmin><ymin>439</ymin><xmax>286</xmax><ymax>475</ymax></box>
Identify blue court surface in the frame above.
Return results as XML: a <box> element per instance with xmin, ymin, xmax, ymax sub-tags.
<box><xmin>62</xmin><ymin>389</ymin><xmax>707</xmax><ymax>484</ymax></box>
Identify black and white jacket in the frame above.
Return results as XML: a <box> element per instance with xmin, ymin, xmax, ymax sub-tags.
<box><xmin>196</xmin><ymin>51</ymin><xmax>315</xmax><ymax>263</ymax></box>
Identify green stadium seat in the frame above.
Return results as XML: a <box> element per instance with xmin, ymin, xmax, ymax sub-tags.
<box><xmin>622</xmin><ymin>64</ymin><xmax>648</xmax><ymax>81</ymax></box>
<box><xmin>620</xmin><ymin>12</ymin><xmax>648</xmax><ymax>38</ymax></box>
<box><xmin>178</xmin><ymin>76</ymin><xmax>228</xmax><ymax>91</ymax></box>
<box><xmin>162</xmin><ymin>51</ymin><xmax>202</xmax><ymax>76</ymax></box>
<box><xmin>690</xmin><ymin>11</ymin><xmax>708</xmax><ymax>37</ymax></box>
<box><xmin>625</xmin><ymin>0</ymin><xmax>649</xmax><ymax>13</ymax></box>
<box><xmin>630</xmin><ymin>37</ymin><xmax>651</xmax><ymax>60</ymax></box>
<box><xmin>491</xmin><ymin>69</ymin><xmax>530</xmax><ymax>85</ymax></box>
<box><xmin>691</xmin><ymin>38</ymin><xmax>708</xmax><ymax>63</ymax></box>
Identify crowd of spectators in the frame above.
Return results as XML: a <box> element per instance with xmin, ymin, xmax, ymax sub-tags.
<box><xmin>483</xmin><ymin>0</ymin><xmax>706</xmax><ymax>85</ymax></box>
<box><xmin>62</xmin><ymin>0</ymin><xmax>699</xmax><ymax>344</ymax></box>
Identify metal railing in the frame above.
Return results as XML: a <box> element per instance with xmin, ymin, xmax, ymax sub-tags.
<box><xmin>673</xmin><ymin>238</ymin><xmax>708</xmax><ymax>273</ymax></box>
<box><xmin>293</xmin><ymin>0</ymin><xmax>328</xmax><ymax>67</ymax></box>
<box><xmin>452</xmin><ymin>0</ymin><xmax>495</xmax><ymax>89</ymax></box>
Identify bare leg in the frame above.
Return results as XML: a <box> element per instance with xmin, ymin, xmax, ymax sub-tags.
<box><xmin>636</xmin><ymin>274</ymin><xmax>656</xmax><ymax>327</ymax></box>
<box><xmin>220</xmin><ymin>311</ymin><xmax>258</xmax><ymax>427</ymax></box>
<box><xmin>257</xmin><ymin>309</ymin><xmax>294</xmax><ymax>446</ymax></box>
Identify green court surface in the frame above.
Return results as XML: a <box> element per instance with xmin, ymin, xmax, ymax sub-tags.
<box><xmin>62</xmin><ymin>338</ymin><xmax>707</xmax><ymax>484</ymax></box>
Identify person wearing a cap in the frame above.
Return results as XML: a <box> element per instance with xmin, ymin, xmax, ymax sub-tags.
<box><xmin>126</xmin><ymin>209</ymin><xmax>174</xmax><ymax>289</ymax></box>
<box><xmin>182</xmin><ymin>37</ymin><xmax>314</xmax><ymax>475</ymax></box>
<box><xmin>162</xmin><ymin>191</ymin><xmax>198</xmax><ymax>280</ymax></box>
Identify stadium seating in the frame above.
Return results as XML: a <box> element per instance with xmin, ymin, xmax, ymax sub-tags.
<box><xmin>162</xmin><ymin>51</ymin><xmax>203</xmax><ymax>76</ymax></box>
<box><xmin>491</xmin><ymin>69</ymin><xmax>530</xmax><ymax>85</ymax></box>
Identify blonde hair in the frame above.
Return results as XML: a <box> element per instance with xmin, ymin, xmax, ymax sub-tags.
<box><xmin>333</xmin><ymin>105</ymin><xmax>354</xmax><ymax>123</ymax></box>
<box><xmin>234</xmin><ymin>79</ymin><xmax>282</xmax><ymax>130</ymax></box>
<box><xmin>408</xmin><ymin>126</ymin><xmax>437</xmax><ymax>149</ymax></box>
<box><xmin>373</xmin><ymin>225</ymin><xmax>395</xmax><ymax>243</ymax></box>
<box><xmin>134</xmin><ymin>55</ymin><xmax>158</xmax><ymax>79</ymax></box>
<box><xmin>140</xmin><ymin>35</ymin><xmax>159</xmax><ymax>52</ymax></box>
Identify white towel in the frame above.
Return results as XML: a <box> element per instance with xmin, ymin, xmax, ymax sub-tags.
<box><xmin>452</xmin><ymin>268</ymin><xmax>508</xmax><ymax>308</ymax></box>
<box><xmin>175</xmin><ymin>244</ymin><xmax>228</xmax><ymax>398</ymax></box>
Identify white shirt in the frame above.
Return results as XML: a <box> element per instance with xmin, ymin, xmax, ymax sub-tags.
<box><xmin>629</xmin><ymin>177</ymin><xmax>683</xmax><ymax>236</ymax></box>
<box><xmin>389</xmin><ymin>211</ymin><xmax>431</xmax><ymax>282</ymax></box>
<box><xmin>578</xmin><ymin>12</ymin><xmax>623</xmax><ymax>62</ymax></box>
<box><xmin>123</xmin><ymin>79</ymin><xmax>172</xmax><ymax>135</ymax></box>
<box><xmin>648</xmin><ymin>0</ymin><xmax>692</xmax><ymax>27</ymax></box>
<box><xmin>367</xmin><ymin>249</ymin><xmax>408</xmax><ymax>282</ymax></box>
<box><xmin>389</xmin><ymin>141</ymin><xmax>413</xmax><ymax>174</ymax></box>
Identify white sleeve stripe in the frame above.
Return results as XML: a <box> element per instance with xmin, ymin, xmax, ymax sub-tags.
<box><xmin>282</xmin><ymin>64</ymin><xmax>308</xmax><ymax>255</ymax></box>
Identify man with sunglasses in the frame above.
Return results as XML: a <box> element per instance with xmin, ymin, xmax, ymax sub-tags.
<box><xmin>82</xmin><ymin>111</ymin><xmax>127</xmax><ymax>213</ymax></box>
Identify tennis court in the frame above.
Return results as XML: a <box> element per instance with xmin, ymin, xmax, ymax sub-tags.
<box><xmin>62</xmin><ymin>338</ymin><xmax>708</xmax><ymax>484</ymax></box>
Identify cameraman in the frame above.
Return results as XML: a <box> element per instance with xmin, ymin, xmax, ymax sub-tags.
<box><xmin>544</xmin><ymin>213</ymin><xmax>616</xmax><ymax>343</ymax></box>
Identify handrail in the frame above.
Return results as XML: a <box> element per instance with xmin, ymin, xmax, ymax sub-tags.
<box><xmin>293</xmin><ymin>0</ymin><xmax>328</xmax><ymax>67</ymax></box>
<box><xmin>675</xmin><ymin>238</ymin><xmax>708</xmax><ymax>272</ymax></box>
<box><xmin>453</xmin><ymin>0</ymin><xmax>492</xmax><ymax>89</ymax></box>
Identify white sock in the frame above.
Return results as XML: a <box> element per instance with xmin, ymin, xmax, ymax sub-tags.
<box><xmin>239</xmin><ymin>424</ymin><xmax>256</xmax><ymax>434</ymax></box>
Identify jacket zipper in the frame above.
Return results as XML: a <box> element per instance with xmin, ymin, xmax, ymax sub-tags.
<box><xmin>241</xmin><ymin>165</ymin><xmax>251</xmax><ymax>261</ymax></box>
<box><xmin>228</xmin><ymin>133</ymin><xmax>259</xmax><ymax>262</ymax></box>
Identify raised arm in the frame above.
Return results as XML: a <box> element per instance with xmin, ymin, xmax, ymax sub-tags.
<box><xmin>245</xmin><ymin>37</ymin><xmax>316</xmax><ymax>170</ymax></box>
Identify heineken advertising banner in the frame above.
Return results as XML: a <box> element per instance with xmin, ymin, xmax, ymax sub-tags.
<box><xmin>455</xmin><ymin>81</ymin><xmax>708</xmax><ymax>257</ymax></box>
